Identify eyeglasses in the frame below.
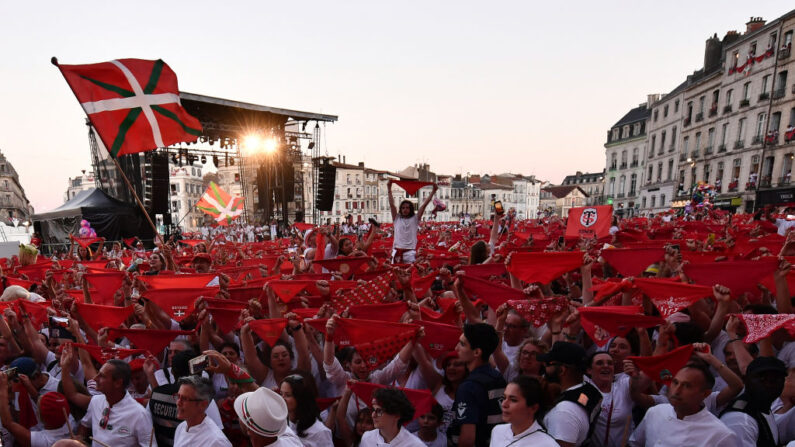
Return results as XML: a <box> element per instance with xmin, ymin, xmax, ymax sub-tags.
<box><xmin>173</xmin><ymin>393</ymin><xmax>204</xmax><ymax>403</ymax></box>
<box><xmin>371</xmin><ymin>407</ymin><xmax>385</xmax><ymax>417</ymax></box>
<box><xmin>520</xmin><ymin>351</ymin><xmax>538</xmax><ymax>358</ymax></box>
<box><xmin>99</xmin><ymin>407</ymin><xmax>112</xmax><ymax>430</ymax></box>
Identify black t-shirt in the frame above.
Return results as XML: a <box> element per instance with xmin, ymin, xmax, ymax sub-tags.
<box><xmin>148</xmin><ymin>382</ymin><xmax>179</xmax><ymax>447</ymax></box>
<box><xmin>448</xmin><ymin>364</ymin><xmax>507</xmax><ymax>447</ymax></box>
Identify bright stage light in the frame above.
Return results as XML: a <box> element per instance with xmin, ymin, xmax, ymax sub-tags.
<box><xmin>243</xmin><ymin>134</ymin><xmax>262</xmax><ymax>153</ymax></box>
<box><xmin>263</xmin><ymin>138</ymin><xmax>278</xmax><ymax>154</ymax></box>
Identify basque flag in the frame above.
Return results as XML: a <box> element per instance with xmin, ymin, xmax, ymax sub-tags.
<box><xmin>54</xmin><ymin>57</ymin><xmax>202</xmax><ymax>157</ymax></box>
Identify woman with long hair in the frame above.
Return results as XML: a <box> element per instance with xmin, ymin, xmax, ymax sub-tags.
<box><xmin>279</xmin><ymin>371</ymin><xmax>332</xmax><ymax>447</ymax></box>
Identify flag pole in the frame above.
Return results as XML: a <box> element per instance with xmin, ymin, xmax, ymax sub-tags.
<box><xmin>52</xmin><ymin>57</ymin><xmax>164</xmax><ymax>246</ymax></box>
<box><xmin>110</xmin><ymin>156</ymin><xmax>165</xmax><ymax>245</ymax></box>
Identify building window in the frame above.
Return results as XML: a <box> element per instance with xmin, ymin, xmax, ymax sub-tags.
<box><xmin>726</xmin><ymin>89</ymin><xmax>733</xmax><ymax>105</ymax></box>
<box><xmin>742</xmin><ymin>82</ymin><xmax>750</xmax><ymax>100</ymax></box>
<box><xmin>683</xmin><ymin>136</ymin><xmax>689</xmax><ymax>154</ymax></box>
<box><xmin>629</xmin><ymin>174</ymin><xmax>637</xmax><ymax>196</ymax></box>
<box><xmin>756</xmin><ymin>113</ymin><xmax>767</xmax><ymax>137</ymax></box>
<box><xmin>619</xmin><ymin>175</ymin><xmax>626</xmax><ymax>195</ymax></box>
<box><xmin>612</xmin><ymin>128</ymin><xmax>619</xmax><ymax>140</ymax></box>
<box><xmin>654</xmin><ymin>110</ymin><xmax>658</xmax><ymax>122</ymax></box>
<box><xmin>633</xmin><ymin>123</ymin><xmax>641</xmax><ymax>135</ymax></box>
<box><xmin>698</xmin><ymin>96</ymin><xmax>705</xmax><ymax>115</ymax></box>
<box><xmin>651</xmin><ymin>196</ymin><xmax>656</xmax><ymax>208</ymax></box>
<box><xmin>663</xmin><ymin>105</ymin><xmax>669</xmax><ymax>118</ymax></box>
<box><xmin>667</xmin><ymin>159</ymin><xmax>674</xmax><ymax>180</ymax></box>
<box><xmin>674</xmin><ymin>100</ymin><xmax>680</xmax><ymax>113</ymax></box>
<box><xmin>762</xmin><ymin>75</ymin><xmax>771</xmax><ymax>94</ymax></box>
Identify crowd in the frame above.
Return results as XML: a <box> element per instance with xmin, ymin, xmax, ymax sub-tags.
<box><xmin>0</xmin><ymin>180</ymin><xmax>793</xmax><ymax>447</ymax></box>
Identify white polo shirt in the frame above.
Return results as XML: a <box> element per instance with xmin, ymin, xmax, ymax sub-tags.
<box><xmin>174</xmin><ymin>415</ymin><xmax>232</xmax><ymax>447</ymax></box>
<box><xmin>629</xmin><ymin>404</ymin><xmax>738</xmax><ymax>447</ymax></box>
<box><xmin>360</xmin><ymin>426</ymin><xmax>426</xmax><ymax>447</ymax></box>
<box><xmin>80</xmin><ymin>392</ymin><xmax>157</xmax><ymax>447</ymax></box>
<box><xmin>30</xmin><ymin>423</ymin><xmax>70</xmax><ymax>447</ymax></box>
<box><xmin>490</xmin><ymin>420</ymin><xmax>558</xmax><ymax>446</ymax></box>
<box><xmin>288</xmin><ymin>419</ymin><xmax>333</xmax><ymax>447</ymax></box>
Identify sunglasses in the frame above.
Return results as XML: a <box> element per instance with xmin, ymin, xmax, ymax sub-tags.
<box><xmin>371</xmin><ymin>407</ymin><xmax>385</xmax><ymax>417</ymax></box>
<box><xmin>173</xmin><ymin>393</ymin><xmax>204</xmax><ymax>403</ymax></box>
<box><xmin>99</xmin><ymin>407</ymin><xmax>112</xmax><ymax>430</ymax></box>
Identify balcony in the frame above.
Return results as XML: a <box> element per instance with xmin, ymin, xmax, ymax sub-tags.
<box><xmin>773</xmin><ymin>88</ymin><xmax>786</xmax><ymax>100</ymax></box>
<box><xmin>779</xmin><ymin>176</ymin><xmax>791</xmax><ymax>186</ymax></box>
<box><xmin>630</xmin><ymin>161</ymin><xmax>638</xmax><ymax>167</ymax></box>
<box><xmin>617</xmin><ymin>193</ymin><xmax>625</xmax><ymax>198</ymax></box>
<box><xmin>759</xmin><ymin>92</ymin><xmax>770</xmax><ymax>101</ymax></box>
<box><xmin>746</xmin><ymin>182</ymin><xmax>757</xmax><ymax>191</ymax></box>
<box><xmin>679</xmin><ymin>153</ymin><xmax>687</xmax><ymax>161</ymax></box>
<box><xmin>609</xmin><ymin>163</ymin><xmax>617</xmax><ymax>171</ymax></box>
<box><xmin>752</xmin><ymin>135</ymin><xmax>764</xmax><ymax>145</ymax></box>
<box><xmin>619</xmin><ymin>163</ymin><xmax>628</xmax><ymax>169</ymax></box>
<box><xmin>704</xmin><ymin>146</ymin><xmax>713</xmax><ymax>155</ymax></box>
<box><xmin>765</xmin><ymin>133</ymin><xmax>779</xmax><ymax>146</ymax></box>
<box><xmin>695</xmin><ymin>113</ymin><xmax>704</xmax><ymax>122</ymax></box>
<box><xmin>691</xmin><ymin>150</ymin><xmax>700</xmax><ymax>159</ymax></box>
<box><xmin>684</xmin><ymin>117</ymin><xmax>691</xmax><ymax>127</ymax></box>
<box><xmin>735</xmin><ymin>140</ymin><xmax>745</xmax><ymax>149</ymax></box>
<box><xmin>780</xmin><ymin>47</ymin><xmax>792</xmax><ymax>60</ymax></box>
<box><xmin>709</xmin><ymin>105</ymin><xmax>718</xmax><ymax>117</ymax></box>
<box><xmin>728</xmin><ymin>181</ymin><xmax>738</xmax><ymax>192</ymax></box>
<box><xmin>740</xmin><ymin>99</ymin><xmax>750</xmax><ymax>108</ymax></box>
<box><xmin>718</xmin><ymin>144</ymin><xmax>727</xmax><ymax>153</ymax></box>
<box><xmin>723</xmin><ymin>105</ymin><xmax>732</xmax><ymax>114</ymax></box>
<box><xmin>760</xmin><ymin>176</ymin><xmax>773</xmax><ymax>188</ymax></box>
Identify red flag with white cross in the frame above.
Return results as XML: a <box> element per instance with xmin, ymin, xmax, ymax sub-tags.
<box><xmin>54</xmin><ymin>58</ymin><xmax>202</xmax><ymax>157</ymax></box>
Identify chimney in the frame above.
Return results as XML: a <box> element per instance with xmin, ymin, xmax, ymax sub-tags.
<box><xmin>746</xmin><ymin>17</ymin><xmax>766</xmax><ymax>34</ymax></box>
<box><xmin>358</xmin><ymin>162</ymin><xmax>364</xmax><ymax>168</ymax></box>
<box><xmin>647</xmin><ymin>94</ymin><xmax>661</xmax><ymax>106</ymax></box>
<box><xmin>704</xmin><ymin>33</ymin><xmax>722</xmax><ymax>73</ymax></box>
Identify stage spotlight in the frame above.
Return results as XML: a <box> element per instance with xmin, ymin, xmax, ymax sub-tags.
<box><xmin>243</xmin><ymin>134</ymin><xmax>262</xmax><ymax>153</ymax></box>
<box><xmin>213</xmin><ymin>155</ymin><xmax>219</xmax><ymax>167</ymax></box>
<box><xmin>200</xmin><ymin>136</ymin><xmax>208</xmax><ymax>143</ymax></box>
<box><xmin>263</xmin><ymin>138</ymin><xmax>278</xmax><ymax>154</ymax></box>
<box><xmin>201</xmin><ymin>155</ymin><xmax>207</xmax><ymax>164</ymax></box>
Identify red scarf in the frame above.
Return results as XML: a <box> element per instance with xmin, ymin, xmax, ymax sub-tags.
<box><xmin>71</xmin><ymin>342</ymin><xmax>147</xmax><ymax>364</ymax></box>
<box><xmin>248</xmin><ymin>319</ymin><xmax>289</xmax><ymax>346</ymax></box>
<box><xmin>683</xmin><ymin>258</ymin><xmax>779</xmax><ymax>296</ymax></box>
<box><xmin>74</xmin><ymin>303</ymin><xmax>133</xmax><ymax>332</ymax></box>
<box><xmin>348</xmin><ymin>302</ymin><xmax>409</xmax><ymax>322</ymax></box>
<box><xmin>457</xmin><ymin>263</ymin><xmax>507</xmax><ymax>278</ymax></box>
<box><xmin>84</xmin><ymin>272</ymin><xmax>126</xmax><ymax>305</ymax></box>
<box><xmin>331</xmin><ymin>272</ymin><xmax>395</xmax><ymax>309</ymax></box>
<box><xmin>266</xmin><ymin>281</ymin><xmax>307</xmax><ymax>303</ymax></box>
<box><xmin>411</xmin><ymin>272</ymin><xmax>437</xmax><ymax>297</ymax></box>
<box><xmin>107</xmin><ymin>328</ymin><xmax>195</xmax><ymax>355</ymax></box>
<box><xmin>348</xmin><ymin>380</ymin><xmax>434</xmax><ymax>421</ymax></box>
<box><xmin>459</xmin><ymin>276</ymin><xmax>525</xmax><ymax>309</ymax></box>
<box><xmin>632</xmin><ymin>278</ymin><xmax>713</xmax><ymax>318</ymax></box>
<box><xmin>143</xmin><ymin>287</ymin><xmax>218</xmax><ymax>321</ymax></box>
<box><xmin>139</xmin><ymin>273</ymin><xmax>217</xmax><ymax>290</ymax></box>
<box><xmin>207</xmin><ymin>307</ymin><xmax>243</xmax><ymax>334</ymax></box>
<box><xmin>419</xmin><ymin>304</ymin><xmax>461</xmax><ymax>325</ymax></box>
<box><xmin>578</xmin><ymin>306</ymin><xmax>664</xmax><ymax>347</ymax></box>
<box><xmin>600</xmin><ymin>248</ymin><xmax>665</xmax><ymax>277</ymax></box>
<box><xmin>627</xmin><ymin>344</ymin><xmax>695</xmax><ymax>385</ymax></box>
<box><xmin>313</xmin><ymin>257</ymin><xmax>371</xmax><ymax>278</ymax></box>
<box><xmin>508</xmin><ymin>297</ymin><xmax>568</xmax><ymax>327</ymax></box>
<box><xmin>71</xmin><ymin>235</ymin><xmax>104</xmax><ymax>248</ymax></box>
<box><xmin>392</xmin><ymin>180</ymin><xmax>434</xmax><ymax>196</ymax></box>
<box><xmin>416</xmin><ymin>320</ymin><xmax>462</xmax><ymax>358</ymax></box>
<box><xmin>734</xmin><ymin>313</ymin><xmax>795</xmax><ymax>343</ymax></box>
<box><xmin>507</xmin><ymin>251</ymin><xmax>583</xmax><ymax>285</ymax></box>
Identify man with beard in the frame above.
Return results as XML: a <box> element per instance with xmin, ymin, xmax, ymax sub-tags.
<box><xmin>720</xmin><ymin>356</ymin><xmax>788</xmax><ymax>447</ymax></box>
<box><xmin>539</xmin><ymin>342</ymin><xmax>602</xmax><ymax>447</ymax></box>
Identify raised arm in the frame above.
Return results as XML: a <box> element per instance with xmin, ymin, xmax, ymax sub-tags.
<box><xmin>387</xmin><ymin>180</ymin><xmax>397</xmax><ymax>221</ymax></box>
<box><xmin>240</xmin><ymin>319</ymin><xmax>270</xmax><ymax>384</ymax></box>
<box><xmin>416</xmin><ymin>184</ymin><xmax>438</xmax><ymax>219</ymax></box>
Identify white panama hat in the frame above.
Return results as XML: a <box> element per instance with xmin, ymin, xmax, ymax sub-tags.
<box><xmin>234</xmin><ymin>387</ymin><xmax>288</xmax><ymax>438</ymax></box>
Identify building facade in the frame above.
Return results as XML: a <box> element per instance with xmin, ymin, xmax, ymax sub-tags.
<box><xmin>0</xmin><ymin>150</ymin><xmax>33</xmax><ymax>222</ymax></box>
<box><xmin>65</xmin><ymin>171</ymin><xmax>98</xmax><ymax>202</ymax></box>
<box><xmin>561</xmin><ymin>171</ymin><xmax>605</xmax><ymax>206</ymax></box>
<box><xmin>539</xmin><ymin>185</ymin><xmax>588</xmax><ymax>218</ymax></box>
<box><xmin>169</xmin><ymin>162</ymin><xmax>205</xmax><ymax>231</ymax></box>
<box><xmin>604</xmin><ymin>103</ymin><xmax>651</xmax><ymax>217</ymax></box>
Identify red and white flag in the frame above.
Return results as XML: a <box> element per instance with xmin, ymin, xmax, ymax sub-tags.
<box><xmin>54</xmin><ymin>58</ymin><xmax>202</xmax><ymax>157</ymax></box>
<box><xmin>565</xmin><ymin>205</ymin><xmax>613</xmax><ymax>239</ymax></box>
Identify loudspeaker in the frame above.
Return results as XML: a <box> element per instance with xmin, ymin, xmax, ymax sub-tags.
<box><xmin>256</xmin><ymin>165</ymin><xmax>271</xmax><ymax>211</ymax></box>
<box><xmin>149</xmin><ymin>152</ymin><xmax>170</xmax><ymax>215</ymax></box>
<box><xmin>282</xmin><ymin>160</ymin><xmax>295</xmax><ymax>202</ymax></box>
<box><xmin>316</xmin><ymin>163</ymin><xmax>336</xmax><ymax>211</ymax></box>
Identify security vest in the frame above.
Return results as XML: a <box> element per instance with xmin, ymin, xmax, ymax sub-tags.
<box><xmin>720</xmin><ymin>394</ymin><xmax>777</xmax><ymax>447</ymax></box>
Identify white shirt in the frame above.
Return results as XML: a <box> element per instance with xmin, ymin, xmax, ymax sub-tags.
<box><xmin>629</xmin><ymin>404</ymin><xmax>738</xmax><ymax>447</ymax></box>
<box><xmin>30</xmin><ymin>423</ymin><xmax>70</xmax><ymax>447</ymax></box>
<box><xmin>772</xmin><ymin>398</ymin><xmax>795</xmax><ymax>445</ymax></box>
<box><xmin>543</xmin><ymin>384</ymin><xmax>591</xmax><ymax>446</ymax></box>
<box><xmin>721</xmin><ymin>410</ymin><xmax>779</xmax><ymax>447</ymax></box>
<box><xmin>174</xmin><ymin>415</ymin><xmax>232</xmax><ymax>447</ymax></box>
<box><xmin>80</xmin><ymin>392</ymin><xmax>157</xmax><ymax>447</ymax></box>
<box><xmin>393</xmin><ymin>215</ymin><xmax>419</xmax><ymax>250</ymax></box>
<box><xmin>360</xmin><ymin>426</ymin><xmax>426</xmax><ymax>447</ymax></box>
<box><xmin>776</xmin><ymin>218</ymin><xmax>795</xmax><ymax>236</ymax></box>
<box><xmin>587</xmin><ymin>375</ymin><xmax>633</xmax><ymax>447</ymax></box>
<box><xmin>273</xmin><ymin>425</ymin><xmax>310</xmax><ymax>446</ymax></box>
<box><xmin>490</xmin><ymin>420</ymin><xmax>558</xmax><ymax>447</ymax></box>
<box><xmin>288</xmin><ymin>419</ymin><xmax>333</xmax><ymax>447</ymax></box>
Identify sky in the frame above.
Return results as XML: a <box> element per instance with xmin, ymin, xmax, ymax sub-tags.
<box><xmin>1</xmin><ymin>1</ymin><xmax>793</xmax><ymax>212</ymax></box>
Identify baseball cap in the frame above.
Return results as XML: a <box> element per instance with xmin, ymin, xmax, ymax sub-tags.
<box><xmin>9</xmin><ymin>356</ymin><xmax>37</xmax><ymax>376</ymax></box>
<box><xmin>537</xmin><ymin>342</ymin><xmax>586</xmax><ymax>369</ymax></box>
<box><xmin>746</xmin><ymin>356</ymin><xmax>787</xmax><ymax>376</ymax></box>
